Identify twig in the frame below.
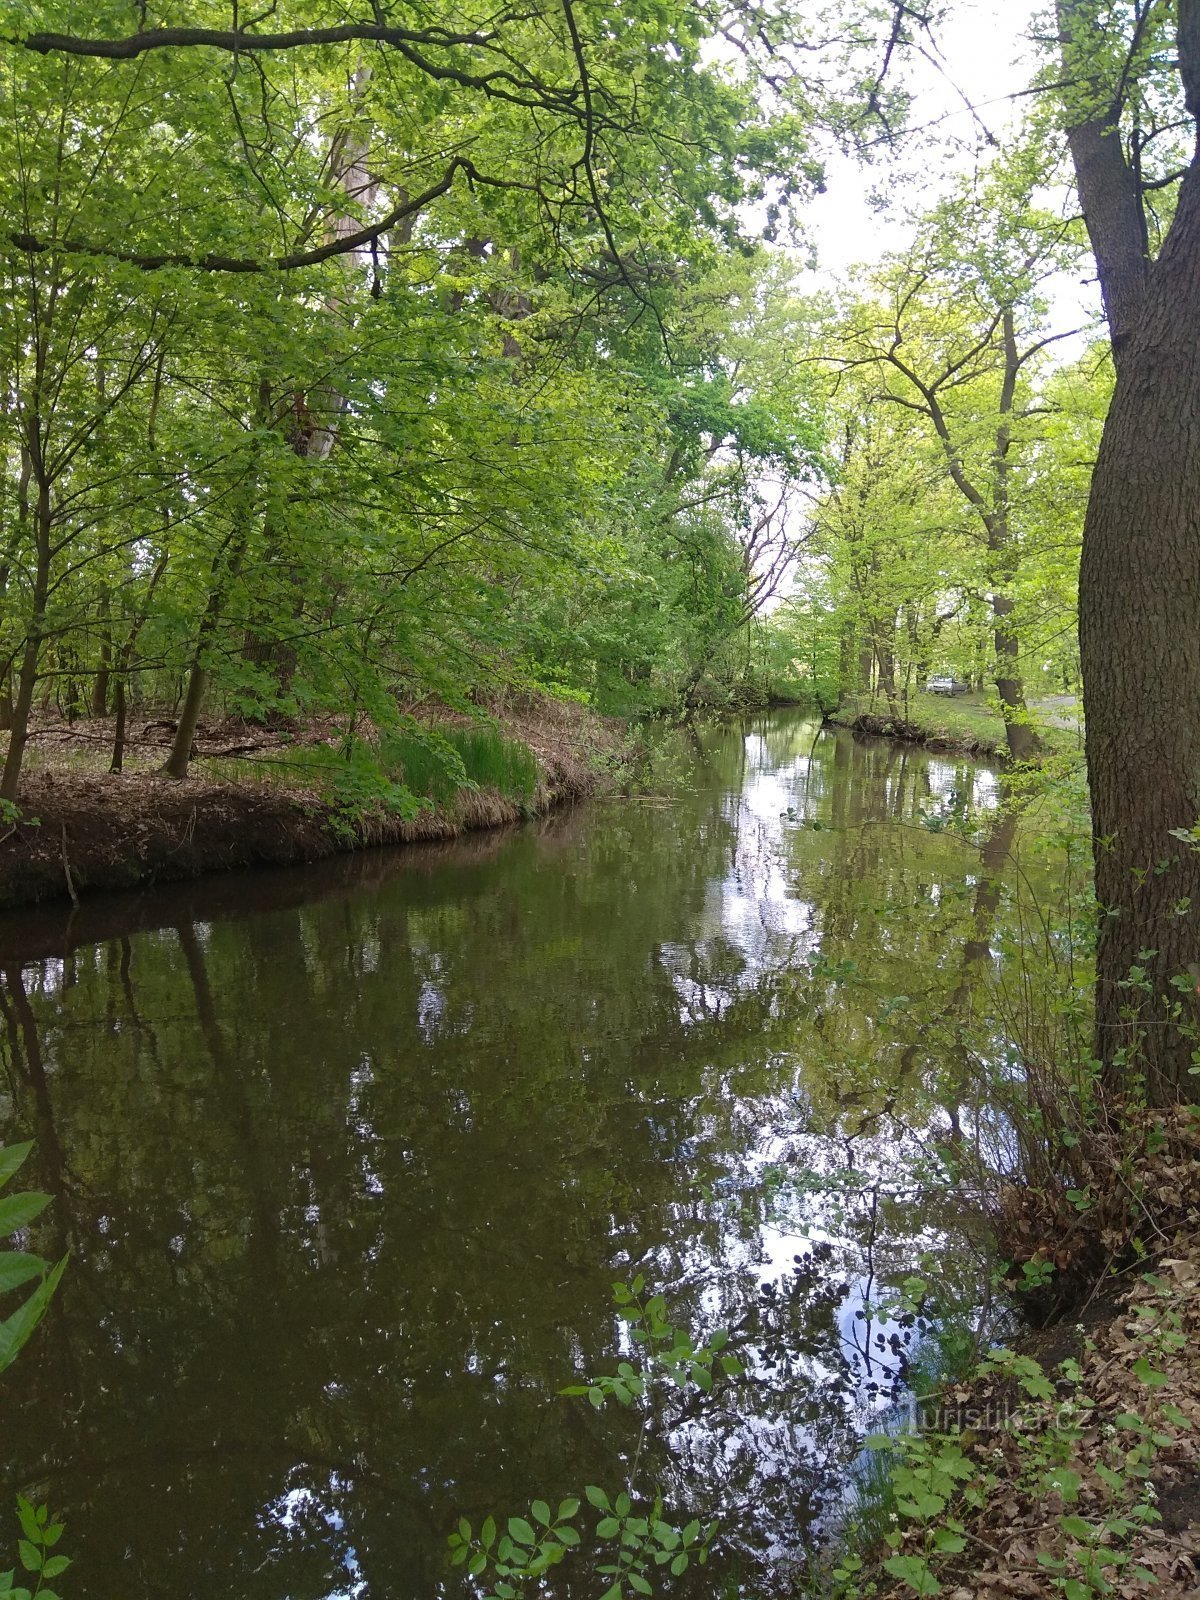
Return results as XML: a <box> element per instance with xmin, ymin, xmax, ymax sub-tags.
<box><xmin>60</xmin><ymin>822</ymin><xmax>80</xmax><ymax>908</ymax></box>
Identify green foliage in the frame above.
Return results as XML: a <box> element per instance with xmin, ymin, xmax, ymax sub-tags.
<box><xmin>0</xmin><ymin>1</ymin><xmax>871</xmax><ymax>797</ymax></box>
<box><xmin>0</xmin><ymin>1144</ymin><xmax>70</xmax><ymax>1596</ymax></box>
<box><xmin>450</xmin><ymin>1281</ymin><xmax>731</xmax><ymax>1597</ymax></box>
<box><xmin>823</xmin><ymin>1274</ymin><xmax>1191</xmax><ymax>1600</ymax></box>
<box><xmin>1</xmin><ymin>1498</ymin><xmax>70</xmax><ymax>1600</ymax></box>
<box><xmin>0</xmin><ymin>1145</ymin><xmax>66</xmax><ymax>1377</ymax></box>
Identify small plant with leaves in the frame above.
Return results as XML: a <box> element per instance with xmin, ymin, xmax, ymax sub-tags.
<box><xmin>0</xmin><ymin>1144</ymin><xmax>71</xmax><ymax>1596</ymax></box>
<box><xmin>0</xmin><ymin>1498</ymin><xmax>70</xmax><ymax>1600</ymax></box>
<box><xmin>449</xmin><ymin>1280</ymin><xmax>732</xmax><ymax>1597</ymax></box>
<box><xmin>561</xmin><ymin>1276</ymin><xmax>743</xmax><ymax>1407</ymax></box>
<box><xmin>0</xmin><ymin>1143</ymin><xmax>67</xmax><ymax>1374</ymax></box>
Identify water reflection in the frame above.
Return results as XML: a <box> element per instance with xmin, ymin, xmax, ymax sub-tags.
<box><xmin>0</xmin><ymin>714</ymin><xmax>1041</xmax><ymax>1596</ymax></box>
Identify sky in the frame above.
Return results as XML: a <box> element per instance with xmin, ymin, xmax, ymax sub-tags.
<box><xmin>804</xmin><ymin>0</ymin><xmax>1044</xmax><ymax>274</ymax></box>
<box><xmin>797</xmin><ymin>0</ymin><xmax>1100</xmax><ymax>339</ymax></box>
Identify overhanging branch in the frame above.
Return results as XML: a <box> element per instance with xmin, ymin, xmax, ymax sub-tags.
<box><xmin>9</xmin><ymin>158</ymin><xmax>477</xmax><ymax>273</ymax></box>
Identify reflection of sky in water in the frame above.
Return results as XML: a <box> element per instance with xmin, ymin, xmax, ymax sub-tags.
<box><xmin>636</xmin><ymin>725</ymin><xmax>1005</xmax><ymax>1568</ymax></box>
<box><xmin>264</xmin><ymin>1479</ymin><xmax>366</xmax><ymax>1600</ymax></box>
<box><xmin>0</xmin><ymin>714</ymin><xmax>1029</xmax><ymax>1598</ymax></box>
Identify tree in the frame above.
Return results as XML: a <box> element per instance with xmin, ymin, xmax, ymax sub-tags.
<box><xmin>838</xmin><ymin>157</ymin><xmax>1082</xmax><ymax>760</ymax></box>
<box><xmin>1054</xmin><ymin>0</ymin><xmax>1200</xmax><ymax>1099</ymax></box>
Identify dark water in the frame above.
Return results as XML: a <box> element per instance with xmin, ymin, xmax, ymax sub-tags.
<box><xmin>0</xmin><ymin>713</ymin><xmax>1023</xmax><ymax>1597</ymax></box>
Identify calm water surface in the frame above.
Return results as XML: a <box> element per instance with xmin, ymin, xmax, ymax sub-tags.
<box><xmin>0</xmin><ymin>712</ymin><xmax>1024</xmax><ymax>1597</ymax></box>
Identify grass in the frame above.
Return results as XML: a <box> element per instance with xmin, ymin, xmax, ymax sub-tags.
<box><xmin>204</xmin><ymin>723</ymin><xmax>541</xmax><ymax>810</ymax></box>
<box><xmin>833</xmin><ymin>690</ymin><xmax>1082</xmax><ymax>759</ymax></box>
<box><xmin>385</xmin><ymin>723</ymin><xmax>540</xmax><ymax>805</ymax></box>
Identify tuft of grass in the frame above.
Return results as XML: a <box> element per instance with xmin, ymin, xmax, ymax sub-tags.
<box><xmin>384</xmin><ymin>723</ymin><xmax>539</xmax><ymax>806</ymax></box>
<box><xmin>207</xmin><ymin>723</ymin><xmax>540</xmax><ymax>810</ymax></box>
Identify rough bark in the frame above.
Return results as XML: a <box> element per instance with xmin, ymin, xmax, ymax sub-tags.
<box><xmin>1078</xmin><ymin>159</ymin><xmax>1200</xmax><ymax>1101</ymax></box>
<box><xmin>1056</xmin><ymin>0</ymin><xmax>1150</xmax><ymax>360</ymax></box>
<box><xmin>1059</xmin><ymin>0</ymin><xmax>1200</xmax><ymax>1099</ymax></box>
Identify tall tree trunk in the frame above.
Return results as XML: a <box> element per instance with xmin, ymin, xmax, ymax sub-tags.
<box><xmin>110</xmin><ymin>674</ymin><xmax>127</xmax><ymax>774</ymax></box>
<box><xmin>1078</xmin><ymin>161</ymin><xmax>1200</xmax><ymax>1102</ymax></box>
<box><xmin>989</xmin><ymin>309</ymin><xmax>1038</xmax><ymax>763</ymax></box>
<box><xmin>1059</xmin><ymin>0</ymin><xmax>1200</xmax><ymax>1098</ymax></box>
<box><xmin>163</xmin><ymin>648</ymin><xmax>211</xmax><ymax>780</ymax></box>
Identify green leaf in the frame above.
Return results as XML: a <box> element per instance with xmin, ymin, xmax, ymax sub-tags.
<box><xmin>1133</xmin><ymin>1356</ymin><xmax>1169</xmax><ymax>1388</ymax></box>
<box><xmin>628</xmin><ymin>1577</ymin><xmax>652</xmax><ymax>1596</ymax></box>
<box><xmin>1060</xmin><ymin>1515</ymin><xmax>1093</xmax><ymax>1541</ymax></box>
<box><xmin>507</xmin><ymin>1517</ymin><xmax>536</xmax><ymax>1547</ymax></box>
<box><xmin>531</xmin><ymin>1500</ymin><xmax>551</xmax><ymax>1527</ymax></box>
<box><xmin>15</xmin><ymin>1546</ymin><xmax>38</xmax><ymax>1577</ymax></box>
<box><xmin>14</xmin><ymin>1503</ymin><xmax>39</xmax><ymax>1548</ymax></box>
<box><xmin>556</xmin><ymin>1498</ymin><xmax>580</xmax><ymax>1521</ymax></box>
<box><xmin>0</xmin><ymin>1146</ymin><xmax>33</xmax><ymax>1193</ymax></box>
<box><xmin>0</xmin><ymin>1255</ymin><xmax>47</xmax><ymax>1300</ymax></box>
<box><xmin>932</xmin><ymin>1530</ymin><xmax>966</xmax><ymax>1554</ymax></box>
<box><xmin>1044</xmin><ymin>1467</ymin><xmax>1082</xmax><ymax>1501</ymax></box>
<box><xmin>596</xmin><ymin>1517</ymin><xmax>620</xmax><ymax>1538</ymax></box>
<box><xmin>0</xmin><ymin>1195</ymin><xmax>50</xmax><ymax>1242</ymax></box>
<box><xmin>883</xmin><ymin>1554</ymin><xmax>941</xmax><ymax>1595</ymax></box>
<box><xmin>585</xmin><ymin>1486</ymin><xmax>610</xmax><ymax>1511</ymax></box>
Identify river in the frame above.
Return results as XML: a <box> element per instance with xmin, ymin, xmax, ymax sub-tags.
<box><xmin>0</xmin><ymin>710</ymin><xmax>1040</xmax><ymax>1597</ymax></box>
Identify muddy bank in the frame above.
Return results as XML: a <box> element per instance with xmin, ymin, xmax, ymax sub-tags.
<box><xmin>0</xmin><ymin>701</ymin><xmax>627</xmax><ymax>912</ymax></box>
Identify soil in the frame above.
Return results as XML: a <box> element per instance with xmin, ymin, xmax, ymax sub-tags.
<box><xmin>0</xmin><ymin>697</ymin><xmax>630</xmax><ymax>912</ymax></box>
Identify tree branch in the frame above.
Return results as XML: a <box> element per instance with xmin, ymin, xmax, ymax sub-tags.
<box><xmin>9</xmin><ymin>158</ymin><xmax>477</xmax><ymax>274</ymax></box>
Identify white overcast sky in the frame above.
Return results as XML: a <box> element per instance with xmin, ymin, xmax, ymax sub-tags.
<box><xmin>797</xmin><ymin>0</ymin><xmax>1100</xmax><ymax>337</ymax></box>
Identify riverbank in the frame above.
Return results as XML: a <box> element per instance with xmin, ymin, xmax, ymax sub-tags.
<box><xmin>828</xmin><ymin>1107</ymin><xmax>1200</xmax><ymax>1598</ymax></box>
<box><xmin>0</xmin><ymin>697</ymin><xmax>631</xmax><ymax>911</ymax></box>
<box><xmin>828</xmin><ymin>690</ymin><xmax>1082</xmax><ymax>762</ymax></box>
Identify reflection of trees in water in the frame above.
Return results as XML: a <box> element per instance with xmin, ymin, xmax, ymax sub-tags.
<box><xmin>0</xmin><ymin>714</ymin><xmax>1057</xmax><ymax>1597</ymax></box>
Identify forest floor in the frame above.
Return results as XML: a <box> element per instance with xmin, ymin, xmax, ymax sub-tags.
<box><xmin>0</xmin><ymin>696</ymin><xmax>633</xmax><ymax>911</ymax></box>
<box><xmin>847</xmin><ymin>1106</ymin><xmax>1200</xmax><ymax>1599</ymax></box>
<box><xmin>829</xmin><ymin>690</ymin><xmax>1083</xmax><ymax>760</ymax></box>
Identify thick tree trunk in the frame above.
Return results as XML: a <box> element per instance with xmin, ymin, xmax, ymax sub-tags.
<box><xmin>1078</xmin><ymin>161</ymin><xmax>1200</xmax><ymax>1102</ymax></box>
